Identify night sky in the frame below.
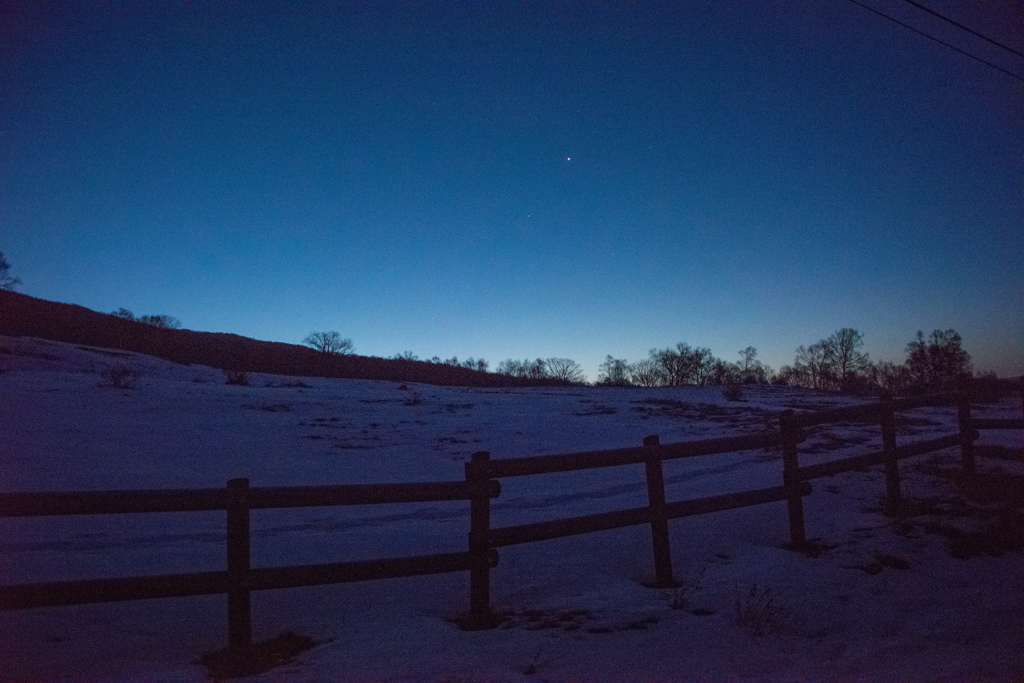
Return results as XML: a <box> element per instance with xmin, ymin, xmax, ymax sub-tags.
<box><xmin>2</xmin><ymin>1</ymin><xmax>1022</xmax><ymax>380</ymax></box>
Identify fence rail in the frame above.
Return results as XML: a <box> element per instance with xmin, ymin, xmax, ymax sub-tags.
<box><xmin>1</xmin><ymin>376</ymin><xmax>1021</xmax><ymax>674</ymax></box>
<box><xmin>482</xmin><ymin>431</ymin><xmax>782</xmax><ymax>478</ymax></box>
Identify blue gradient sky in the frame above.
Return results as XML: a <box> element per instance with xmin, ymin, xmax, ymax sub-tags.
<box><xmin>2</xmin><ymin>1</ymin><xmax>1022</xmax><ymax>381</ymax></box>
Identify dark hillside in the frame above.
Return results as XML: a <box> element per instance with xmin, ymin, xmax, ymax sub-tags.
<box><xmin>0</xmin><ymin>291</ymin><xmax>569</xmax><ymax>388</ymax></box>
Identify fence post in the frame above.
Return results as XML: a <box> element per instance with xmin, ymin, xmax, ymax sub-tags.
<box><xmin>643</xmin><ymin>435</ymin><xmax>673</xmax><ymax>588</ymax></box>
<box><xmin>226</xmin><ymin>478</ymin><xmax>252</xmax><ymax>670</ymax></box>
<box><xmin>780</xmin><ymin>410</ymin><xmax>806</xmax><ymax>547</ymax></box>
<box><xmin>880</xmin><ymin>392</ymin><xmax>901</xmax><ymax>506</ymax></box>
<box><xmin>1019</xmin><ymin>376</ymin><xmax>1024</xmax><ymax>432</ymax></box>
<box><xmin>466</xmin><ymin>451</ymin><xmax>494</xmax><ymax>629</ymax></box>
<box><xmin>956</xmin><ymin>377</ymin><xmax>976</xmax><ymax>476</ymax></box>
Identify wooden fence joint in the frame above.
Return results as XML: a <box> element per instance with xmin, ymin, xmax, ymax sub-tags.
<box><xmin>642</xmin><ymin>435</ymin><xmax>674</xmax><ymax>588</ymax></box>
<box><xmin>956</xmin><ymin>377</ymin><xmax>977</xmax><ymax>476</ymax></box>
<box><xmin>464</xmin><ymin>452</ymin><xmax>498</xmax><ymax>629</ymax></box>
<box><xmin>880</xmin><ymin>392</ymin><xmax>901</xmax><ymax>506</ymax></box>
<box><xmin>779</xmin><ymin>410</ymin><xmax>808</xmax><ymax>548</ymax></box>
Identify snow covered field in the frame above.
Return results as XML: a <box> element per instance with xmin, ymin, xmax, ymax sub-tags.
<box><xmin>1</xmin><ymin>335</ymin><xmax>1022</xmax><ymax>682</ymax></box>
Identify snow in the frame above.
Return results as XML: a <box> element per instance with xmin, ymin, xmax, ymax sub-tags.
<box><xmin>1</xmin><ymin>335</ymin><xmax>1022</xmax><ymax>681</ymax></box>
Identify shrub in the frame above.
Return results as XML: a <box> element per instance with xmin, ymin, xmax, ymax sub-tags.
<box><xmin>223</xmin><ymin>369</ymin><xmax>250</xmax><ymax>386</ymax></box>
<box><xmin>722</xmin><ymin>382</ymin><xmax>745</xmax><ymax>402</ymax></box>
<box><xmin>100</xmin><ymin>362</ymin><xmax>140</xmax><ymax>389</ymax></box>
<box><xmin>734</xmin><ymin>584</ymin><xmax>787</xmax><ymax>636</ymax></box>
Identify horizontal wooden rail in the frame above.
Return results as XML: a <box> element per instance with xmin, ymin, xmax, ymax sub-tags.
<box><xmin>491</xmin><ymin>506</ymin><xmax>650</xmax><ymax>547</ymax></box>
<box><xmin>0</xmin><ymin>480</ymin><xmax>497</xmax><ymax>518</ymax></box>
<box><xmin>0</xmin><ymin>550</ymin><xmax>498</xmax><ymax>611</ymax></box>
<box><xmin>0</xmin><ymin>569</ymin><xmax>231</xmax><ymax>610</ymax></box>
<box><xmin>797</xmin><ymin>433</ymin><xmax>962</xmax><ymax>481</ymax></box>
<box><xmin>0</xmin><ymin>488</ymin><xmax>228</xmax><ymax>517</ymax></box>
<box><xmin>489</xmin><ymin>483</ymin><xmax>810</xmax><ymax>548</ymax></box>
<box><xmin>973</xmin><ymin>418</ymin><xmax>1024</xmax><ymax>430</ymax></box>
<box><xmin>663</xmin><ymin>483</ymin><xmax>809</xmax><ymax>519</ymax></box>
<box><xmin>245</xmin><ymin>550</ymin><xmax>498</xmax><ymax>592</ymax></box>
<box><xmin>486</xmin><ymin>431</ymin><xmax>782</xmax><ymax>479</ymax></box>
<box><xmin>246</xmin><ymin>481</ymin><xmax>496</xmax><ymax>509</ymax></box>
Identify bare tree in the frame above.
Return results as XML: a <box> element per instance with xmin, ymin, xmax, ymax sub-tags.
<box><xmin>651</xmin><ymin>345</ymin><xmax>688</xmax><ymax>386</ymax></box>
<box><xmin>545</xmin><ymin>357</ymin><xmax>585</xmax><ymax>383</ymax></box>
<box><xmin>690</xmin><ymin>347</ymin><xmax>716</xmax><ymax>385</ymax></box>
<box><xmin>497</xmin><ymin>359</ymin><xmax>524</xmax><ymax>376</ymax></box>
<box><xmin>139</xmin><ymin>314</ymin><xmax>181</xmax><ymax>329</ymax></box>
<box><xmin>793</xmin><ymin>343</ymin><xmax>830</xmax><ymax>389</ymax></box>
<box><xmin>823</xmin><ymin>328</ymin><xmax>869</xmax><ymax>390</ymax></box>
<box><xmin>302</xmin><ymin>331</ymin><xmax>354</xmax><ymax>355</ymax></box>
<box><xmin>111</xmin><ymin>308</ymin><xmax>136</xmax><ymax>320</ymax></box>
<box><xmin>710</xmin><ymin>359</ymin><xmax>741</xmax><ymax>385</ymax></box>
<box><xmin>527</xmin><ymin>358</ymin><xmax>547</xmax><ymax>379</ymax></box>
<box><xmin>905</xmin><ymin>329</ymin><xmax>971</xmax><ymax>392</ymax></box>
<box><xmin>738</xmin><ymin>346</ymin><xmax>764</xmax><ymax>383</ymax></box>
<box><xmin>874</xmin><ymin>360</ymin><xmax>911</xmax><ymax>395</ymax></box>
<box><xmin>629</xmin><ymin>358</ymin><xmax>662</xmax><ymax>387</ymax></box>
<box><xmin>497</xmin><ymin>359</ymin><xmax>545</xmax><ymax>378</ymax></box>
<box><xmin>0</xmin><ymin>251</ymin><xmax>22</xmax><ymax>290</ymax></box>
<box><xmin>597</xmin><ymin>355</ymin><xmax>631</xmax><ymax>386</ymax></box>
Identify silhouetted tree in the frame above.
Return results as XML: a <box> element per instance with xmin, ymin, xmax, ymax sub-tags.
<box><xmin>774</xmin><ymin>365</ymin><xmax>798</xmax><ymax>386</ymax></box>
<box><xmin>649</xmin><ymin>343</ymin><xmax>715</xmax><ymax>386</ymax></box>
<box><xmin>393</xmin><ymin>351</ymin><xmax>419</xmax><ymax>361</ymax></box>
<box><xmin>111</xmin><ymin>308</ymin><xmax>136</xmax><ymax>320</ymax></box>
<box><xmin>651</xmin><ymin>345</ymin><xmax>689</xmax><ymax>385</ymax></box>
<box><xmin>629</xmin><ymin>358</ymin><xmax>663</xmax><ymax>387</ymax></box>
<box><xmin>496</xmin><ymin>359</ymin><xmax>523</xmax><ymax>376</ymax></box>
<box><xmin>545</xmin><ymin>357</ymin><xmax>585</xmax><ymax>382</ymax></box>
<box><xmin>139</xmin><ymin>314</ymin><xmax>181</xmax><ymax>329</ymax></box>
<box><xmin>793</xmin><ymin>342</ymin><xmax>831</xmax><ymax>389</ymax></box>
<box><xmin>597</xmin><ymin>355</ymin><xmax>631</xmax><ymax>386</ymax></box>
<box><xmin>527</xmin><ymin>358</ymin><xmax>547</xmax><ymax>379</ymax></box>
<box><xmin>737</xmin><ymin>346</ymin><xmax>767</xmax><ymax>384</ymax></box>
<box><xmin>905</xmin><ymin>329</ymin><xmax>972</xmax><ymax>392</ymax></box>
<box><xmin>302</xmin><ymin>331</ymin><xmax>354</xmax><ymax>355</ymax></box>
<box><xmin>710</xmin><ymin>359</ymin><xmax>741</xmax><ymax>385</ymax></box>
<box><xmin>690</xmin><ymin>347</ymin><xmax>717</xmax><ymax>385</ymax></box>
<box><xmin>874</xmin><ymin>360</ymin><xmax>912</xmax><ymax>395</ymax></box>
<box><xmin>497</xmin><ymin>359</ymin><xmax>546</xmax><ymax>378</ymax></box>
<box><xmin>0</xmin><ymin>252</ymin><xmax>21</xmax><ymax>290</ymax></box>
<box><xmin>823</xmin><ymin>328</ymin><xmax>870</xmax><ymax>391</ymax></box>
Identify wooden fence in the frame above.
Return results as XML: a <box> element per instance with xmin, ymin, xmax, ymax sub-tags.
<box><xmin>1</xmin><ymin>377</ymin><xmax>1021</xmax><ymax>673</ymax></box>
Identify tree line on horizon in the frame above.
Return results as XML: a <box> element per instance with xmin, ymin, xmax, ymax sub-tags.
<box><xmin>1</xmin><ymin>253</ymin><xmax>982</xmax><ymax>395</ymax></box>
<box><xmin>322</xmin><ymin>326</ymin><xmax>975</xmax><ymax>395</ymax></box>
<box><xmin>110</xmin><ymin>308</ymin><xmax>182</xmax><ymax>330</ymax></box>
<box><xmin>592</xmin><ymin>327</ymin><xmax>974</xmax><ymax>395</ymax></box>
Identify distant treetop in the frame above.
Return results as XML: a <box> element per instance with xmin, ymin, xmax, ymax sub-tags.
<box><xmin>0</xmin><ymin>251</ymin><xmax>22</xmax><ymax>291</ymax></box>
<box><xmin>303</xmin><ymin>331</ymin><xmax>354</xmax><ymax>355</ymax></box>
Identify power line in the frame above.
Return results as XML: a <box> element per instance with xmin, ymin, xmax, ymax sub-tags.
<box><xmin>899</xmin><ymin>0</ymin><xmax>1024</xmax><ymax>60</ymax></box>
<box><xmin>846</xmin><ymin>0</ymin><xmax>1024</xmax><ymax>83</ymax></box>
